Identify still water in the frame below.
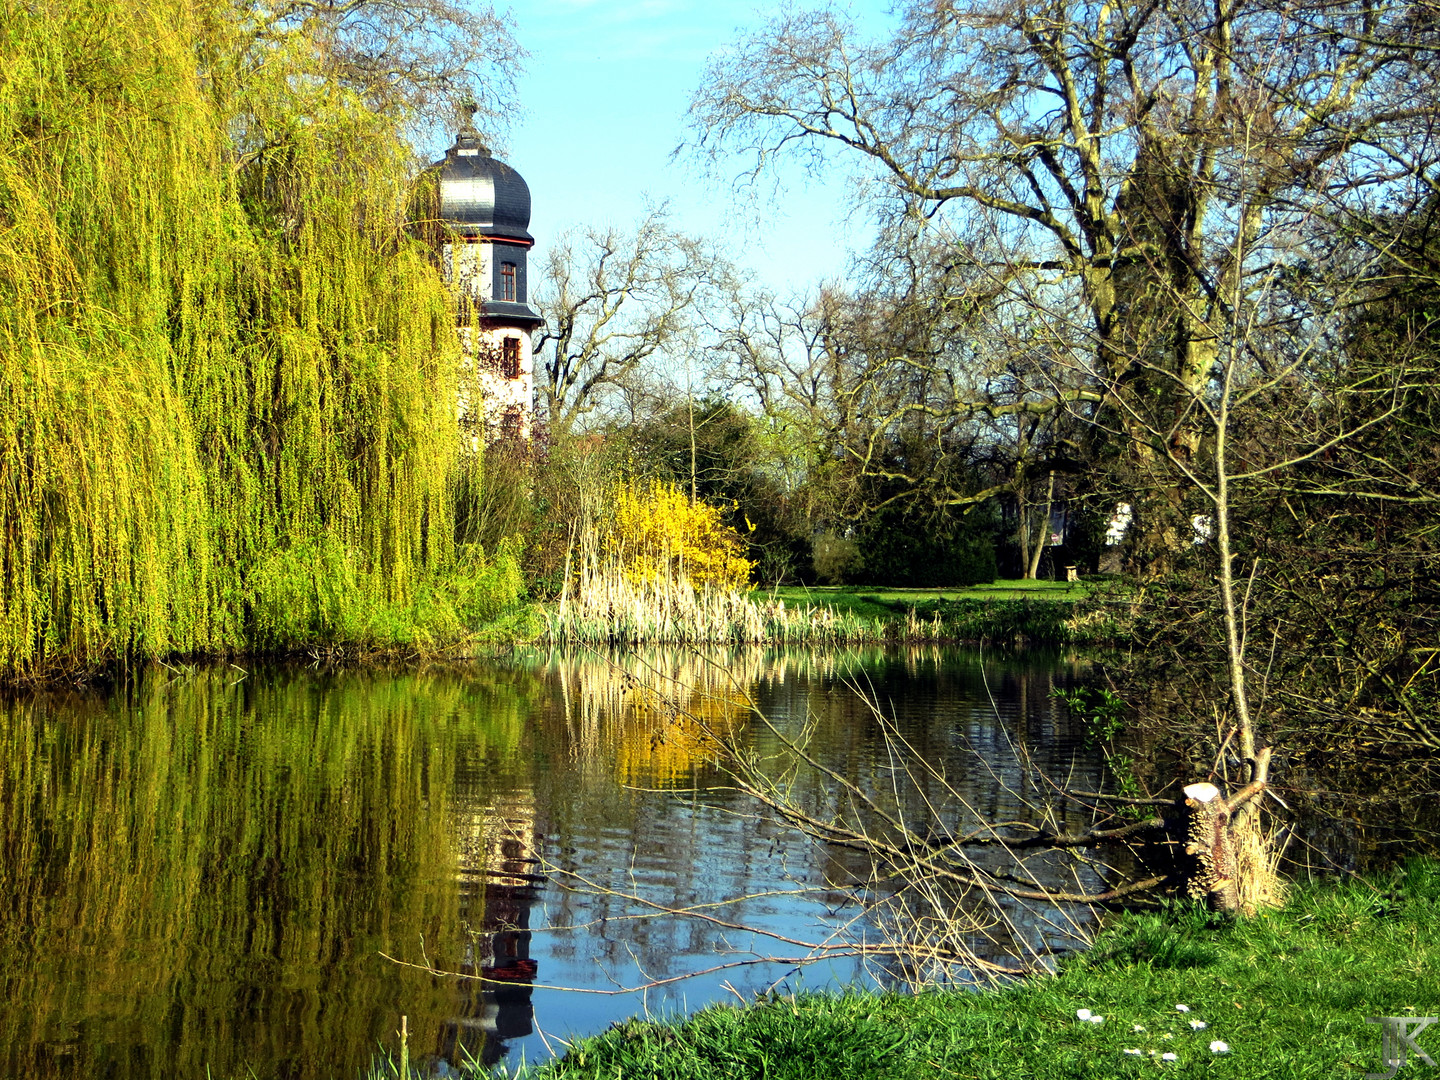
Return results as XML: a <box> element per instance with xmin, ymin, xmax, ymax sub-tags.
<box><xmin>0</xmin><ymin>647</ymin><xmax>1101</xmax><ymax>1078</ymax></box>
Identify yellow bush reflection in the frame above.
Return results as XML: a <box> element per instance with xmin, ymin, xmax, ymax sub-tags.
<box><xmin>539</xmin><ymin>650</ymin><xmax>756</xmax><ymax>787</ymax></box>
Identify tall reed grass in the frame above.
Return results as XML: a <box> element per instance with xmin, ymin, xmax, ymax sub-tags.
<box><xmin>0</xmin><ymin>0</ymin><xmax>519</xmax><ymax>678</ymax></box>
<box><xmin>545</xmin><ymin>557</ymin><xmax>876</xmax><ymax>646</ymax></box>
<box><xmin>544</xmin><ymin>559</ymin><xmax>1107</xmax><ymax>647</ymax></box>
<box><xmin>544</xmin><ymin>494</ymin><xmax>1111</xmax><ymax>646</ymax></box>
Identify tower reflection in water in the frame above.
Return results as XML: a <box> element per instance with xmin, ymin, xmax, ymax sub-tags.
<box><xmin>437</xmin><ymin>790</ymin><xmax>545</xmax><ymax>1071</ymax></box>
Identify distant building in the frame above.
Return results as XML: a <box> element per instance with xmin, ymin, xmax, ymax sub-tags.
<box><xmin>434</xmin><ymin>127</ymin><xmax>543</xmax><ymax>443</ymax></box>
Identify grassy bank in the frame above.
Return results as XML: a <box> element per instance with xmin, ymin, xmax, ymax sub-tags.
<box><xmin>757</xmin><ymin>581</ymin><xmax>1091</xmax><ymax>617</ymax></box>
<box><xmin>512</xmin><ymin>860</ymin><xmax>1438</xmax><ymax>1080</ymax></box>
<box><xmin>756</xmin><ymin>582</ymin><xmax>1118</xmax><ymax>646</ymax></box>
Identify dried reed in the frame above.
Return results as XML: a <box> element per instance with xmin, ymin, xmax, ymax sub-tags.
<box><xmin>544</xmin><ymin>557</ymin><xmax>876</xmax><ymax>646</ymax></box>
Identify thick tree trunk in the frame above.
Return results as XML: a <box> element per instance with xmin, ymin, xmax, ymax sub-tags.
<box><xmin>1017</xmin><ymin>500</ymin><xmax>1033</xmax><ymax>579</ymax></box>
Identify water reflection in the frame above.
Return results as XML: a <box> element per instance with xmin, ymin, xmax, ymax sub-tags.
<box><xmin>0</xmin><ymin>647</ymin><xmax>1097</xmax><ymax>1078</ymax></box>
<box><xmin>439</xmin><ymin>791</ymin><xmax>543</xmax><ymax>1070</ymax></box>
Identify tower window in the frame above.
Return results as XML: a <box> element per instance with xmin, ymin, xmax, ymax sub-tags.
<box><xmin>499</xmin><ymin>262</ymin><xmax>516</xmax><ymax>302</ymax></box>
<box><xmin>502</xmin><ymin>337</ymin><xmax>521</xmax><ymax>379</ymax></box>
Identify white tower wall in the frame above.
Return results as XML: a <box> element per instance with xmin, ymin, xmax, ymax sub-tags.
<box><xmin>434</xmin><ymin>130</ymin><xmax>542</xmax><ymax>446</ymax></box>
<box><xmin>443</xmin><ymin>238</ymin><xmax>536</xmax><ymax>444</ymax></box>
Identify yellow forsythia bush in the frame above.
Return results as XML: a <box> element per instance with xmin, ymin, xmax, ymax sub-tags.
<box><xmin>605</xmin><ymin>481</ymin><xmax>754</xmax><ymax>592</ymax></box>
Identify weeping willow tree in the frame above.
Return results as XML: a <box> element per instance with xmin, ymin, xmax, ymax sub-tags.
<box><xmin>0</xmin><ymin>0</ymin><xmax>515</xmax><ymax>677</ymax></box>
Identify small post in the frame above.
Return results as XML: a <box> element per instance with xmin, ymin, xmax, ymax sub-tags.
<box><xmin>1065</xmin><ymin>565</ymin><xmax>1079</xmax><ymax>583</ymax></box>
<box><xmin>399</xmin><ymin>1014</ymin><xmax>409</xmax><ymax>1078</ymax></box>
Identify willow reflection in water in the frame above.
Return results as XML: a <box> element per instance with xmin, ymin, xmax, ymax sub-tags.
<box><xmin>0</xmin><ymin>668</ymin><xmax>548</xmax><ymax>1080</ymax></box>
<box><xmin>0</xmin><ymin>648</ymin><xmax>1099</xmax><ymax>1078</ymax></box>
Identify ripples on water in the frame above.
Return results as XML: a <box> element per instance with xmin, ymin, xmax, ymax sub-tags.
<box><xmin>0</xmin><ymin>647</ymin><xmax>1102</xmax><ymax>1078</ymax></box>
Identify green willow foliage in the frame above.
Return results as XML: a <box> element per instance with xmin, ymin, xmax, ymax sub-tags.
<box><xmin>0</xmin><ymin>0</ymin><xmax>510</xmax><ymax>677</ymax></box>
<box><xmin>0</xmin><ymin>667</ymin><xmax>534</xmax><ymax>1076</ymax></box>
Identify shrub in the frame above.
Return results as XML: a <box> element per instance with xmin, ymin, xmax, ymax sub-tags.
<box><xmin>605</xmin><ymin>481</ymin><xmax>754</xmax><ymax>592</ymax></box>
<box><xmin>812</xmin><ymin>531</ymin><xmax>865</xmax><ymax>584</ymax></box>
<box><xmin>248</xmin><ymin>537</ymin><xmax>528</xmax><ymax>650</ymax></box>
<box><xmin>447</xmin><ymin>538</ymin><xmax>526</xmax><ymax>627</ymax></box>
<box><xmin>248</xmin><ymin>538</ymin><xmax>369</xmax><ymax>647</ymax></box>
<box><xmin>858</xmin><ymin>515</ymin><xmax>998</xmax><ymax>587</ymax></box>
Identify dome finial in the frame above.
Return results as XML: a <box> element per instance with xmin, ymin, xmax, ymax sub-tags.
<box><xmin>457</xmin><ymin>97</ymin><xmax>478</xmax><ymax>132</ymax></box>
<box><xmin>454</xmin><ymin>98</ymin><xmax>488</xmax><ymax>154</ymax></box>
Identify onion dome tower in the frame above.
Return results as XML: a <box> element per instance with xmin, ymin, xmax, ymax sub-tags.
<box><xmin>435</xmin><ymin>122</ymin><xmax>542</xmax><ymax>442</ymax></box>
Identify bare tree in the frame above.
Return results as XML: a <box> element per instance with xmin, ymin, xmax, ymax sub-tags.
<box><xmin>534</xmin><ymin>208</ymin><xmax>732</xmax><ymax>437</ymax></box>
<box><xmin>689</xmin><ymin>0</ymin><xmax>1436</xmax><ymax>544</ymax></box>
<box><xmin>684</xmin><ymin>0</ymin><xmax>1440</xmax><ymax>906</ymax></box>
<box><xmin>707</xmin><ymin>250</ymin><xmax>1092</xmax><ymax>557</ymax></box>
<box><xmin>231</xmin><ymin>0</ymin><xmax>523</xmax><ymax>153</ymax></box>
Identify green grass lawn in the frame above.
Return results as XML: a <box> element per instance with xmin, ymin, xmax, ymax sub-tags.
<box><xmin>752</xmin><ymin>580</ymin><xmax>1091</xmax><ymax>621</ymax></box>
<box><xmin>522</xmin><ymin>861</ymin><xmax>1440</xmax><ymax>1080</ymax></box>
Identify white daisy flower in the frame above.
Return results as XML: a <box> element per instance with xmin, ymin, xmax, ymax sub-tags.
<box><xmin>1162</xmin><ymin>1052</ymin><xmax>1178</xmax><ymax>1061</ymax></box>
<box><xmin>1133</xmin><ymin>1024</ymin><xmax>1146</xmax><ymax>1032</ymax></box>
<box><xmin>1175</xmin><ymin>1004</ymin><xmax>1191</xmax><ymax>1013</ymax></box>
<box><xmin>1210</xmin><ymin>1040</ymin><xmax>1231</xmax><ymax>1054</ymax></box>
<box><xmin>1124</xmin><ymin>1048</ymin><xmax>1142</xmax><ymax>1056</ymax></box>
<box><xmin>1189</xmin><ymin>1019</ymin><xmax>1207</xmax><ymax>1030</ymax></box>
<box><xmin>1077</xmin><ymin>1008</ymin><xmax>1093</xmax><ymax>1020</ymax></box>
<box><xmin>1089</xmin><ymin>1015</ymin><xmax>1105</xmax><ymax>1024</ymax></box>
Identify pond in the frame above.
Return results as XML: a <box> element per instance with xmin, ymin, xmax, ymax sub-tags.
<box><xmin>0</xmin><ymin>647</ymin><xmax>1104</xmax><ymax>1079</ymax></box>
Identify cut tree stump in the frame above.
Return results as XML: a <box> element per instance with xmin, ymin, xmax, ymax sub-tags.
<box><xmin>1184</xmin><ymin>781</ymin><xmax>1237</xmax><ymax>911</ymax></box>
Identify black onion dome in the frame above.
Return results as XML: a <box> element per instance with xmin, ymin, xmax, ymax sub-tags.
<box><xmin>434</xmin><ymin>130</ymin><xmax>534</xmax><ymax>242</ymax></box>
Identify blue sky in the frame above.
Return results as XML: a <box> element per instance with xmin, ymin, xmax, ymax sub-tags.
<box><xmin>501</xmin><ymin>1</ymin><xmax>895</xmax><ymax>297</ymax></box>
